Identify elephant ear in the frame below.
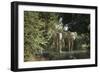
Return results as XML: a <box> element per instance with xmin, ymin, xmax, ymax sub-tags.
<box><xmin>71</xmin><ymin>32</ymin><xmax>77</xmax><ymax>40</ymax></box>
<box><xmin>63</xmin><ymin>24</ymin><xmax>69</xmax><ymax>31</ymax></box>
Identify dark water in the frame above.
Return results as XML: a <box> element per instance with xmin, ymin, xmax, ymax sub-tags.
<box><xmin>41</xmin><ymin>50</ymin><xmax>90</xmax><ymax>60</ymax></box>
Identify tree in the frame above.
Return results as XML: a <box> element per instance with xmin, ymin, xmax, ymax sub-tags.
<box><xmin>24</xmin><ymin>11</ymin><xmax>59</xmax><ymax>61</ymax></box>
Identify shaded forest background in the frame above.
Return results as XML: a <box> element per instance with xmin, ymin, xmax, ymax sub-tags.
<box><xmin>24</xmin><ymin>11</ymin><xmax>90</xmax><ymax>62</ymax></box>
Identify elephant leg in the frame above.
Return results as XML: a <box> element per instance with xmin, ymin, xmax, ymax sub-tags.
<box><xmin>65</xmin><ymin>38</ymin><xmax>68</xmax><ymax>50</ymax></box>
<box><xmin>70</xmin><ymin>40</ymin><xmax>76</xmax><ymax>59</ymax></box>
<box><xmin>68</xmin><ymin>39</ymin><xmax>71</xmax><ymax>53</ymax></box>
<box><xmin>71</xmin><ymin>40</ymin><xmax>73</xmax><ymax>52</ymax></box>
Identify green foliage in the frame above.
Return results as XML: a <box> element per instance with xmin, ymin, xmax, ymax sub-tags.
<box><xmin>24</xmin><ymin>11</ymin><xmax>59</xmax><ymax>61</ymax></box>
